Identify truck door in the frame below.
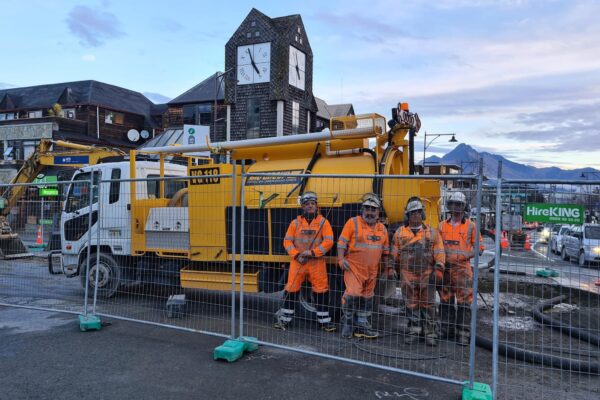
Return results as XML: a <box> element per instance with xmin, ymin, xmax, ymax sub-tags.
<box><xmin>97</xmin><ymin>167</ymin><xmax>131</xmax><ymax>256</ymax></box>
<box><xmin>60</xmin><ymin>170</ymin><xmax>100</xmax><ymax>275</ymax></box>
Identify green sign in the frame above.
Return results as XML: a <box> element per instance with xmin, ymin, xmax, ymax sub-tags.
<box><xmin>524</xmin><ymin>203</ymin><xmax>584</xmax><ymax>224</ymax></box>
<box><xmin>39</xmin><ymin>188</ymin><xmax>59</xmax><ymax>197</ymax></box>
<box><xmin>34</xmin><ymin>175</ymin><xmax>59</xmax><ymax>196</ymax></box>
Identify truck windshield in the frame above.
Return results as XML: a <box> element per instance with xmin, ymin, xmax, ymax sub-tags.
<box><xmin>585</xmin><ymin>226</ymin><xmax>600</xmax><ymax>239</ymax></box>
<box><xmin>65</xmin><ymin>171</ymin><xmax>101</xmax><ymax>213</ymax></box>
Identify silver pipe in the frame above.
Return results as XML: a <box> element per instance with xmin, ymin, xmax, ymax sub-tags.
<box><xmin>325</xmin><ymin>140</ymin><xmax>362</xmax><ymax>156</ymax></box>
<box><xmin>144</xmin><ymin>126</ymin><xmax>378</xmax><ymax>154</ymax></box>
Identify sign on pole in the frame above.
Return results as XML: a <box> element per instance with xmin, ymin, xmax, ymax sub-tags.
<box><xmin>183</xmin><ymin>124</ymin><xmax>210</xmax><ymax>157</ymax></box>
<box><xmin>524</xmin><ymin>203</ymin><xmax>584</xmax><ymax>224</ymax></box>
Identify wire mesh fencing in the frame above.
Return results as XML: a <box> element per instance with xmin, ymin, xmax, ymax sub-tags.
<box><xmin>238</xmin><ymin>171</ymin><xmax>484</xmax><ymax>386</ymax></box>
<box><xmin>489</xmin><ymin>177</ymin><xmax>600</xmax><ymax>400</ymax></box>
<box><xmin>0</xmin><ymin>180</ymin><xmax>88</xmax><ymax>316</ymax></box>
<box><xmin>88</xmin><ymin>171</ymin><xmax>237</xmax><ymax>339</ymax></box>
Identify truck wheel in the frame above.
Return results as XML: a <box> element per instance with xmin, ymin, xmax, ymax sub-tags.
<box><xmin>561</xmin><ymin>247</ymin><xmax>568</xmax><ymax>261</ymax></box>
<box><xmin>80</xmin><ymin>253</ymin><xmax>121</xmax><ymax>298</ymax></box>
<box><xmin>578</xmin><ymin>251</ymin><xmax>587</xmax><ymax>267</ymax></box>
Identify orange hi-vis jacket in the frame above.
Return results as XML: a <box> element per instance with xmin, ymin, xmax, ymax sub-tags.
<box><xmin>439</xmin><ymin>218</ymin><xmax>476</xmax><ymax>269</ymax></box>
<box><xmin>283</xmin><ymin>214</ymin><xmax>334</xmax><ymax>293</ymax></box>
<box><xmin>337</xmin><ymin>216</ymin><xmax>389</xmax><ymax>298</ymax></box>
<box><xmin>392</xmin><ymin>224</ymin><xmax>445</xmax><ymax>272</ymax></box>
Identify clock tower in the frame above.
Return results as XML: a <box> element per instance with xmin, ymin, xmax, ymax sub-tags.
<box><xmin>224</xmin><ymin>9</ymin><xmax>317</xmax><ymax>141</ymax></box>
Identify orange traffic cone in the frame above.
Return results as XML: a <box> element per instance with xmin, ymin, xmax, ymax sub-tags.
<box><xmin>500</xmin><ymin>231</ymin><xmax>510</xmax><ymax>250</ymax></box>
<box><xmin>36</xmin><ymin>225</ymin><xmax>43</xmax><ymax>246</ymax></box>
<box><xmin>524</xmin><ymin>233</ymin><xmax>532</xmax><ymax>251</ymax></box>
<box><xmin>595</xmin><ymin>279</ymin><xmax>600</xmax><ymax>287</ymax></box>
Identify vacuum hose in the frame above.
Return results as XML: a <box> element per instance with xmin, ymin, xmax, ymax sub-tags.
<box><xmin>476</xmin><ymin>295</ymin><xmax>600</xmax><ymax>374</ymax></box>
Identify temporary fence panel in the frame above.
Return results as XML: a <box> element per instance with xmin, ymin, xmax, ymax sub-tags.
<box><xmin>89</xmin><ymin>171</ymin><xmax>236</xmax><ymax>339</ymax></box>
<box><xmin>238</xmin><ymin>171</ymin><xmax>484</xmax><ymax>386</ymax></box>
<box><xmin>491</xmin><ymin>175</ymin><xmax>600</xmax><ymax>399</ymax></box>
<box><xmin>0</xmin><ymin>179</ymin><xmax>91</xmax><ymax>316</ymax></box>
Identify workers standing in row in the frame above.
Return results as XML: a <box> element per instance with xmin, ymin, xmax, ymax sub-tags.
<box><xmin>438</xmin><ymin>192</ymin><xmax>477</xmax><ymax>346</ymax></box>
<box><xmin>337</xmin><ymin>193</ymin><xmax>392</xmax><ymax>339</ymax></box>
<box><xmin>275</xmin><ymin>191</ymin><xmax>337</xmax><ymax>332</ymax></box>
<box><xmin>392</xmin><ymin>197</ymin><xmax>445</xmax><ymax>346</ymax></box>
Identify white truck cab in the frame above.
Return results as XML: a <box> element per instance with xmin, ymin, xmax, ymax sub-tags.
<box><xmin>60</xmin><ymin>161</ymin><xmax>187</xmax><ymax>283</ymax></box>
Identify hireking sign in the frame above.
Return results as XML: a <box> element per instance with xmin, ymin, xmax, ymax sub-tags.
<box><xmin>524</xmin><ymin>203</ymin><xmax>584</xmax><ymax>224</ymax></box>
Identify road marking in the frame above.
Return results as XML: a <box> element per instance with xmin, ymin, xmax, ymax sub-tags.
<box><xmin>374</xmin><ymin>388</ymin><xmax>429</xmax><ymax>399</ymax></box>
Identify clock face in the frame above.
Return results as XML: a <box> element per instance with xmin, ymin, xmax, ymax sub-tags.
<box><xmin>237</xmin><ymin>42</ymin><xmax>271</xmax><ymax>85</ymax></box>
<box><xmin>289</xmin><ymin>46</ymin><xmax>306</xmax><ymax>91</ymax></box>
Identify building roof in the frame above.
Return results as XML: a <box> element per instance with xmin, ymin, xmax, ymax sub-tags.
<box><xmin>169</xmin><ymin>73</ymin><xmax>225</xmax><ymax>105</ymax></box>
<box><xmin>0</xmin><ymin>80</ymin><xmax>158</xmax><ymax>127</ymax></box>
<box><xmin>314</xmin><ymin>97</ymin><xmax>354</xmax><ymax>120</ymax></box>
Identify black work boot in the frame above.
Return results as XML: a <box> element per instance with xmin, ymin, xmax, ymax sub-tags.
<box><xmin>422</xmin><ymin>307</ymin><xmax>440</xmax><ymax>347</ymax></box>
<box><xmin>341</xmin><ymin>296</ymin><xmax>355</xmax><ymax>339</ymax></box>
<box><xmin>456</xmin><ymin>305</ymin><xmax>472</xmax><ymax>346</ymax></box>
<box><xmin>404</xmin><ymin>307</ymin><xmax>421</xmax><ymax>344</ymax></box>
<box><xmin>354</xmin><ymin>297</ymin><xmax>378</xmax><ymax>339</ymax></box>
<box><xmin>274</xmin><ymin>291</ymin><xmax>296</xmax><ymax>330</ymax></box>
<box><xmin>315</xmin><ymin>292</ymin><xmax>336</xmax><ymax>332</ymax></box>
<box><xmin>439</xmin><ymin>300</ymin><xmax>456</xmax><ymax>340</ymax></box>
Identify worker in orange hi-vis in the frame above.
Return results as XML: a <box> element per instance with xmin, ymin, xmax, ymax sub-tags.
<box><xmin>392</xmin><ymin>197</ymin><xmax>445</xmax><ymax>346</ymax></box>
<box><xmin>274</xmin><ymin>191</ymin><xmax>336</xmax><ymax>332</ymax></box>
<box><xmin>438</xmin><ymin>191</ymin><xmax>477</xmax><ymax>346</ymax></box>
<box><xmin>337</xmin><ymin>193</ymin><xmax>392</xmax><ymax>339</ymax></box>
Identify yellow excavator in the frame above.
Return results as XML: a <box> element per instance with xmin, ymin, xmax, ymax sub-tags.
<box><xmin>0</xmin><ymin>139</ymin><xmax>126</xmax><ymax>258</ymax></box>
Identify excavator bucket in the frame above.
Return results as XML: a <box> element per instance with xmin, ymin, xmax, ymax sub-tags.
<box><xmin>0</xmin><ymin>233</ymin><xmax>32</xmax><ymax>259</ymax></box>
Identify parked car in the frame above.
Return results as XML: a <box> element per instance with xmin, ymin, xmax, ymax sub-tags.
<box><xmin>561</xmin><ymin>224</ymin><xmax>600</xmax><ymax>267</ymax></box>
<box><xmin>550</xmin><ymin>225</ymin><xmax>570</xmax><ymax>254</ymax></box>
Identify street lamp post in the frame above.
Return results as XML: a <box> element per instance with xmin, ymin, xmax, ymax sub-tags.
<box><xmin>422</xmin><ymin>131</ymin><xmax>458</xmax><ymax>168</ymax></box>
<box><xmin>213</xmin><ymin>68</ymin><xmax>234</xmax><ymax>140</ymax></box>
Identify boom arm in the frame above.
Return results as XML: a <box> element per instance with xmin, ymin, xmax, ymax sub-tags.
<box><xmin>0</xmin><ymin>139</ymin><xmax>126</xmax><ymax>216</ymax></box>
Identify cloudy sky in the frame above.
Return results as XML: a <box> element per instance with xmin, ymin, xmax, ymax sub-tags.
<box><xmin>1</xmin><ymin>0</ymin><xmax>599</xmax><ymax>169</ymax></box>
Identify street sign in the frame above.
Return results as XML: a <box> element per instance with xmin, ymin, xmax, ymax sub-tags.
<box><xmin>183</xmin><ymin>124</ymin><xmax>210</xmax><ymax>156</ymax></box>
<box><xmin>524</xmin><ymin>203</ymin><xmax>584</xmax><ymax>224</ymax></box>
<box><xmin>33</xmin><ymin>175</ymin><xmax>59</xmax><ymax>197</ymax></box>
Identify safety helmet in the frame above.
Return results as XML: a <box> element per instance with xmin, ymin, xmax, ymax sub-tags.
<box><xmin>361</xmin><ymin>192</ymin><xmax>381</xmax><ymax>208</ymax></box>
<box><xmin>300</xmin><ymin>191</ymin><xmax>318</xmax><ymax>205</ymax></box>
<box><xmin>404</xmin><ymin>196</ymin><xmax>426</xmax><ymax>223</ymax></box>
<box><xmin>447</xmin><ymin>192</ymin><xmax>467</xmax><ymax>208</ymax></box>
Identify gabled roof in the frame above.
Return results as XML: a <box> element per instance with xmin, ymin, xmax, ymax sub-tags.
<box><xmin>314</xmin><ymin>97</ymin><xmax>355</xmax><ymax>120</ymax></box>
<box><xmin>168</xmin><ymin>73</ymin><xmax>224</xmax><ymax>105</ymax></box>
<box><xmin>0</xmin><ymin>80</ymin><xmax>158</xmax><ymax>127</ymax></box>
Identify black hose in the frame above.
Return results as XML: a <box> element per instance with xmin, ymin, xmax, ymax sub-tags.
<box><xmin>533</xmin><ymin>295</ymin><xmax>600</xmax><ymax>347</ymax></box>
<box><xmin>475</xmin><ymin>335</ymin><xmax>599</xmax><ymax>374</ymax></box>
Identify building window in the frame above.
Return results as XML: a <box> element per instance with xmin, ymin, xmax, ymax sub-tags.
<box><xmin>105</xmin><ymin>111</ymin><xmax>124</xmax><ymax>125</ymax></box>
<box><xmin>246</xmin><ymin>98</ymin><xmax>260</xmax><ymax>139</ymax></box>
<box><xmin>198</xmin><ymin>104</ymin><xmax>212</xmax><ymax>125</ymax></box>
<box><xmin>0</xmin><ymin>113</ymin><xmax>16</xmax><ymax>121</ymax></box>
<box><xmin>63</xmin><ymin>108</ymin><xmax>76</xmax><ymax>119</ymax></box>
<box><xmin>292</xmin><ymin>102</ymin><xmax>300</xmax><ymax>134</ymax></box>
<box><xmin>28</xmin><ymin>110</ymin><xmax>42</xmax><ymax>118</ymax></box>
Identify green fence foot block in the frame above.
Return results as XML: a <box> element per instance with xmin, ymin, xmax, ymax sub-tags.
<box><xmin>238</xmin><ymin>336</ymin><xmax>259</xmax><ymax>352</ymax></box>
<box><xmin>462</xmin><ymin>382</ymin><xmax>492</xmax><ymax>400</ymax></box>
<box><xmin>78</xmin><ymin>314</ymin><xmax>102</xmax><ymax>332</ymax></box>
<box><xmin>535</xmin><ymin>268</ymin><xmax>560</xmax><ymax>278</ymax></box>
<box><xmin>213</xmin><ymin>337</ymin><xmax>259</xmax><ymax>362</ymax></box>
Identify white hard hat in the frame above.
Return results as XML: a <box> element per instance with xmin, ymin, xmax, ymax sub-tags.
<box><xmin>447</xmin><ymin>192</ymin><xmax>467</xmax><ymax>206</ymax></box>
<box><xmin>361</xmin><ymin>192</ymin><xmax>381</xmax><ymax>208</ymax></box>
<box><xmin>300</xmin><ymin>191</ymin><xmax>318</xmax><ymax>204</ymax></box>
<box><xmin>405</xmin><ymin>198</ymin><xmax>425</xmax><ymax>213</ymax></box>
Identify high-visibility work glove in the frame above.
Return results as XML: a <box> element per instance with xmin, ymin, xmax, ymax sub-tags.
<box><xmin>387</xmin><ymin>267</ymin><xmax>398</xmax><ymax>280</ymax></box>
<box><xmin>339</xmin><ymin>259</ymin><xmax>351</xmax><ymax>271</ymax></box>
<box><xmin>434</xmin><ymin>262</ymin><xmax>445</xmax><ymax>273</ymax></box>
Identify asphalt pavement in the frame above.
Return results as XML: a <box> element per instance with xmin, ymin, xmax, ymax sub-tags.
<box><xmin>0</xmin><ymin>306</ymin><xmax>461</xmax><ymax>400</ymax></box>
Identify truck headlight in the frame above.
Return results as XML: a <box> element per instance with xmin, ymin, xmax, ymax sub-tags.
<box><xmin>593</xmin><ymin>247</ymin><xmax>600</xmax><ymax>255</ymax></box>
<box><xmin>541</xmin><ymin>229</ymin><xmax>550</xmax><ymax>239</ymax></box>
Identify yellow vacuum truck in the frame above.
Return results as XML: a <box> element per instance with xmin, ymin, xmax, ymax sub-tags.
<box><xmin>59</xmin><ymin>103</ymin><xmax>443</xmax><ymax>306</ymax></box>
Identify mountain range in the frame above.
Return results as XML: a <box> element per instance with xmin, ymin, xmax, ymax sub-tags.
<box><xmin>425</xmin><ymin>143</ymin><xmax>600</xmax><ymax>180</ymax></box>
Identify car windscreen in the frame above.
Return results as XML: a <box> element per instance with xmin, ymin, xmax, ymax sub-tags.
<box><xmin>584</xmin><ymin>226</ymin><xmax>600</xmax><ymax>239</ymax></box>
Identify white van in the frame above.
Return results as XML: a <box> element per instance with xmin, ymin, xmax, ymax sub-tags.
<box><xmin>561</xmin><ymin>223</ymin><xmax>600</xmax><ymax>267</ymax></box>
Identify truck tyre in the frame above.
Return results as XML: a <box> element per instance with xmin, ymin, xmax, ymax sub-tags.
<box><xmin>80</xmin><ymin>253</ymin><xmax>121</xmax><ymax>298</ymax></box>
<box><xmin>578</xmin><ymin>251</ymin><xmax>586</xmax><ymax>267</ymax></box>
<box><xmin>561</xmin><ymin>247</ymin><xmax>568</xmax><ymax>261</ymax></box>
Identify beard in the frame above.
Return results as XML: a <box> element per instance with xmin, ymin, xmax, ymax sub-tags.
<box><xmin>362</xmin><ymin>212</ymin><xmax>378</xmax><ymax>224</ymax></box>
<box><xmin>304</xmin><ymin>211</ymin><xmax>317</xmax><ymax>220</ymax></box>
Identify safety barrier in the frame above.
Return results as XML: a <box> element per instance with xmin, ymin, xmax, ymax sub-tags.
<box><xmin>2</xmin><ymin>161</ymin><xmax>600</xmax><ymax>399</ymax></box>
<box><xmin>489</xmin><ymin>164</ymin><xmax>600</xmax><ymax>399</ymax></box>
<box><xmin>0</xmin><ymin>179</ymin><xmax>90</xmax><ymax>318</ymax></box>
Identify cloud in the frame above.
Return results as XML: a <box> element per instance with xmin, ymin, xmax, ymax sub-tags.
<box><xmin>81</xmin><ymin>54</ymin><xmax>96</xmax><ymax>62</ymax></box>
<box><xmin>66</xmin><ymin>5</ymin><xmax>125</xmax><ymax>47</ymax></box>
